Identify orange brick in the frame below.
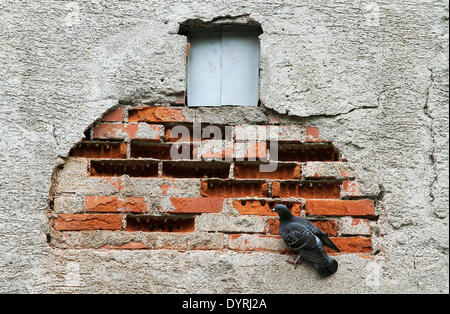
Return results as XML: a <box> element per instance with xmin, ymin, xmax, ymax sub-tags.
<box><xmin>233</xmin><ymin>200</ymin><xmax>273</xmax><ymax>216</ymax></box>
<box><xmin>233</xmin><ymin>163</ymin><xmax>300</xmax><ymax>179</ymax></box>
<box><xmin>169</xmin><ymin>197</ymin><xmax>224</xmax><ymax>213</ymax></box>
<box><xmin>233</xmin><ymin>200</ymin><xmax>301</xmax><ymax>216</ymax></box>
<box><xmin>305</xmin><ymin>199</ymin><xmax>375</xmax><ymax>217</ymax></box>
<box><xmin>101</xmin><ymin>106</ymin><xmax>124</xmax><ymax>122</ymax></box>
<box><xmin>128</xmin><ymin>107</ymin><xmax>187</xmax><ymax>122</ymax></box>
<box><xmin>324</xmin><ymin>237</ymin><xmax>372</xmax><ymax>253</ymax></box>
<box><xmin>85</xmin><ymin>196</ymin><xmax>147</xmax><ymax>213</ymax></box>
<box><xmin>53</xmin><ymin>214</ymin><xmax>122</xmax><ymax>231</ymax></box>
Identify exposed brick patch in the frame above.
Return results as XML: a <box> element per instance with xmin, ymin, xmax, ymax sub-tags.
<box><xmin>85</xmin><ymin>196</ymin><xmax>147</xmax><ymax>213</ymax></box>
<box><xmin>53</xmin><ymin>214</ymin><xmax>123</xmax><ymax>231</ymax></box>
<box><xmin>305</xmin><ymin>199</ymin><xmax>375</xmax><ymax>217</ymax></box>
<box><xmin>169</xmin><ymin>197</ymin><xmax>224</xmax><ymax>214</ymax></box>
<box><xmin>50</xmin><ymin>105</ymin><xmax>377</xmax><ymax>254</ymax></box>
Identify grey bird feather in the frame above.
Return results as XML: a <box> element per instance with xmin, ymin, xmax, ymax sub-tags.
<box><xmin>272</xmin><ymin>204</ymin><xmax>340</xmax><ymax>277</ymax></box>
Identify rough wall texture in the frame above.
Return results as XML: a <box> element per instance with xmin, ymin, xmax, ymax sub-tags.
<box><xmin>0</xmin><ymin>0</ymin><xmax>448</xmax><ymax>293</ymax></box>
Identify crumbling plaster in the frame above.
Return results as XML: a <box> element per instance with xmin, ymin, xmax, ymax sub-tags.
<box><xmin>0</xmin><ymin>0</ymin><xmax>448</xmax><ymax>293</ymax></box>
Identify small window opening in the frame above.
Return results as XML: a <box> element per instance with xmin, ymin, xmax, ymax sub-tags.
<box><xmin>183</xmin><ymin>25</ymin><xmax>262</xmax><ymax>107</ymax></box>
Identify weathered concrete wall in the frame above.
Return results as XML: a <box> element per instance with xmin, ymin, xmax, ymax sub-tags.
<box><xmin>0</xmin><ymin>0</ymin><xmax>448</xmax><ymax>293</ymax></box>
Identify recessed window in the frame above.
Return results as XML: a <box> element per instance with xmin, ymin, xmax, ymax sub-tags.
<box><xmin>186</xmin><ymin>26</ymin><xmax>262</xmax><ymax>107</ymax></box>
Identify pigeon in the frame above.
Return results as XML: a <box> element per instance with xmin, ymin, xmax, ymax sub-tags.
<box><xmin>271</xmin><ymin>204</ymin><xmax>340</xmax><ymax>277</ymax></box>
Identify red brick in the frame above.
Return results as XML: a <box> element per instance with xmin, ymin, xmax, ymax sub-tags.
<box><xmin>276</xmin><ymin>182</ymin><xmax>341</xmax><ymax>199</ymax></box>
<box><xmin>70</xmin><ymin>141</ymin><xmax>127</xmax><ymax>159</ymax></box>
<box><xmin>233</xmin><ymin>163</ymin><xmax>301</xmax><ymax>179</ymax></box>
<box><xmin>101</xmin><ymin>107</ymin><xmax>124</xmax><ymax>122</ymax></box>
<box><xmin>93</xmin><ymin>123</ymin><xmax>138</xmax><ymax>139</ymax></box>
<box><xmin>128</xmin><ymin>107</ymin><xmax>187</xmax><ymax>123</ymax></box>
<box><xmin>324</xmin><ymin>237</ymin><xmax>372</xmax><ymax>253</ymax></box>
<box><xmin>53</xmin><ymin>214</ymin><xmax>122</xmax><ymax>231</ymax></box>
<box><xmin>268</xmin><ymin>218</ymin><xmax>338</xmax><ymax>236</ymax></box>
<box><xmin>313</xmin><ymin>220</ymin><xmax>338</xmax><ymax>236</ymax></box>
<box><xmin>305</xmin><ymin>126</ymin><xmax>326</xmax><ymax>142</ymax></box>
<box><xmin>233</xmin><ymin>200</ymin><xmax>301</xmax><ymax>216</ymax></box>
<box><xmin>200</xmin><ymin>180</ymin><xmax>269</xmax><ymax>198</ymax></box>
<box><xmin>85</xmin><ymin>196</ymin><xmax>147</xmax><ymax>213</ymax></box>
<box><xmin>305</xmin><ymin>199</ymin><xmax>375</xmax><ymax>217</ymax></box>
<box><xmin>169</xmin><ymin>197</ymin><xmax>224</xmax><ymax>213</ymax></box>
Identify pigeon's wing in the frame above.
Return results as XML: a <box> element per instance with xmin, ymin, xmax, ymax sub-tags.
<box><xmin>293</xmin><ymin>217</ymin><xmax>341</xmax><ymax>252</ymax></box>
<box><xmin>279</xmin><ymin>221</ymin><xmax>317</xmax><ymax>252</ymax></box>
<box><xmin>281</xmin><ymin>221</ymin><xmax>333</xmax><ymax>266</ymax></box>
<box><xmin>297</xmin><ymin>237</ymin><xmax>333</xmax><ymax>266</ymax></box>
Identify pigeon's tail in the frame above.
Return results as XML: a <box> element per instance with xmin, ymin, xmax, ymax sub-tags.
<box><xmin>314</xmin><ymin>258</ymin><xmax>338</xmax><ymax>277</ymax></box>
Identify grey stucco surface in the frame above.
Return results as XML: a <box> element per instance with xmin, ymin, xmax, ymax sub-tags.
<box><xmin>0</xmin><ymin>0</ymin><xmax>448</xmax><ymax>293</ymax></box>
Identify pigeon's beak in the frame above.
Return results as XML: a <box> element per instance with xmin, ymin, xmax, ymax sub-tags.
<box><xmin>270</xmin><ymin>208</ymin><xmax>276</xmax><ymax>212</ymax></box>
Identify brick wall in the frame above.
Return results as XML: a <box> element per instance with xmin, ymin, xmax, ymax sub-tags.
<box><xmin>48</xmin><ymin>105</ymin><xmax>377</xmax><ymax>256</ymax></box>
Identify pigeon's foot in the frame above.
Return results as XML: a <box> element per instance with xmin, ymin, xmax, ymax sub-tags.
<box><xmin>286</xmin><ymin>255</ymin><xmax>302</xmax><ymax>269</ymax></box>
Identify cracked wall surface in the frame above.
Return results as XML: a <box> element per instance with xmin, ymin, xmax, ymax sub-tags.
<box><xmin>0</xmin><ymin>0</ymin><xmax>448</xmax><ymax>293</ymax></box>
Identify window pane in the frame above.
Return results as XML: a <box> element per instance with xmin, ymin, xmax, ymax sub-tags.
<box><xmin>187</xmin><ymin>27</ymin><xmax>260</xmax><ymax>107</ymax></box>
<box><xmin>187</xmin><ymin>30</ymin><xmax>222</xmax><ymax>107</ymax></box>
<box><xmin>221</xmin><ymin>28</ymin><xmax>260</xmax><ymax>106</ymax></box>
